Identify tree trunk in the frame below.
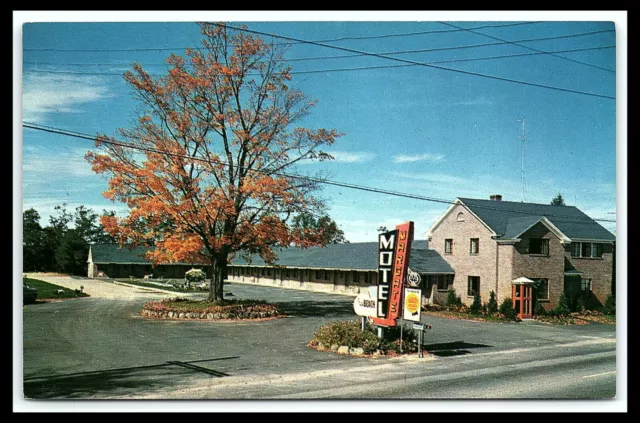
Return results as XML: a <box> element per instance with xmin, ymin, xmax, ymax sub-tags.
<box><xmin>208</xmin><ymin>253</ymin><xmax>228</xmax><ymax>302</ymax></box>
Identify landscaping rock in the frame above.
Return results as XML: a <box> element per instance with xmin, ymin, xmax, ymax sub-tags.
<box><xmin>330</xmin><ymin>344</ymin><xmax>339</xmax><ymax>352</ymax></box>
<box><xmin>168</xmin><ymin>311</ymin><xmax>174</xmax><ymax>318</ymax></box>
<box><xmin>206</xmin><ymin>313</ymin><xmax>214</xmax><ymax>319</ymax></box>
<box><xmin>200</xmin><ymin>313</ymin><xmax>206</xmax><ymax>319</ymax></box>
<box><xmin>214</xmin><ymin>313</ymin><xmax>221</xmax><ymax>319</ymax></box>
<box><xmin>350</xmin><ymin>347</ymin><xmax>364</xmax><ymax>355</ymax></box>
<box><xmin>337</xmin><ymin>346</ymin><xmax>350</xmax><ymax>355</ymax></box>
<box><xmin>179</xmin><ymin>313</ymin><xmax>185</xmax><ymax>319</ymax></box>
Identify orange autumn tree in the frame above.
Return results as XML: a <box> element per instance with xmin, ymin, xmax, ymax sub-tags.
<box><xmin>86</xmin><ymin>22</ymin><xmax>342</xmax><ymax>301</ymax></box>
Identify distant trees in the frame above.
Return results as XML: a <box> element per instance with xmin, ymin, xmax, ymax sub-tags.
<box><xmin>550</xmin><ymin>193</ymin><xmax>566</xmax><ymax>206</ymax></box>
<box><xmin>291</xmin><ymin>212</ymin><xmax>348</xmax><ymax>244</ymax></box>
<box><xmin>22</xmin><ymin>204</ymin><xmax>116</xmax><ymax>275</ymax></box>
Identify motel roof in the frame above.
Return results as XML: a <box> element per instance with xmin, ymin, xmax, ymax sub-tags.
<box><xmin>89</xmin><ymin>240</ymin><xmax>454</xmax><ymax>274</ymax></box>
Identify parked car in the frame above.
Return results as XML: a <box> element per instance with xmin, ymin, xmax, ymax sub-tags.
<box><xmin>23</xmin><ymin>283</ymin><xmax>38</xmax><ymax>304</ymax></box>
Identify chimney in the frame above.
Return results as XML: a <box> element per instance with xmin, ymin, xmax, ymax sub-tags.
<box><xmin>489</xmin><ymin>194</ymin><xmax>502</xmax><ymax>201</ymax></box>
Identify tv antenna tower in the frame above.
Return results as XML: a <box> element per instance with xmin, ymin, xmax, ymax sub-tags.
<box><xmin>517</xmin><ymin>118</ymin><xmax>527</xmax><ymax>202</ymax></box>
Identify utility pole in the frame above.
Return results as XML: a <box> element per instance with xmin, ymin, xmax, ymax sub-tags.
<box><xmin>518</xmin><ymin>118</ymin><xmax>526</xmax><ymax>202</ymax></box>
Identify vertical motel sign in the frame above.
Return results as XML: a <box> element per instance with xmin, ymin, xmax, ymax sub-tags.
<box><xmin>372</xmin><ymin>221</ymin><xmax>414</xmax><ymax>327</ymax></box>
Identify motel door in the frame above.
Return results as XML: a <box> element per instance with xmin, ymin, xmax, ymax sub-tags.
<box><xmin>512</xmin><ymin>283</ymin><xmax>533</xmax><ymax>319</ymax></box>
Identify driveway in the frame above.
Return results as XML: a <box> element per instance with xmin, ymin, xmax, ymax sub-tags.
<box><xmin>22</xmin><ymin>281</ymin><xmax>617</xmax><ymax>400</ymax></box>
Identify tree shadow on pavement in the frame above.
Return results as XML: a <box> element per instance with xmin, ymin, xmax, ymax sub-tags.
<box><xmin>277</xmin><ymin>300</ymin><xmax>355</xmax><ymax>318</ymax></box>
<box><xmin>423</xmin><ymin>341</ymin><xmax>492</xmax><ymax>357</ymax></box>
<box><xmin>23</xmin><ymin>356</ymin><xmax>239</xmax><ymax>399</ymax></box>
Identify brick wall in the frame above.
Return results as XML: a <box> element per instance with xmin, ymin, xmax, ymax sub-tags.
<box><xmin>429</xmin><ymin>203</ymin><xmax>498</xmax><ymax>306</ymax></box>
<box><xmin>565</xmin><ymin>243</ymin><xmax>614</xmax><ymax>307</ymax></box>
<box><xmin>511</xmin><ymin>222</ymin><xmax>565</xmax><ymax>310</ymax></box>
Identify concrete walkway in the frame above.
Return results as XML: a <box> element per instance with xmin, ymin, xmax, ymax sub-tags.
<box><xmin>23</xmin><ymin>273</ymin><xmax>179</xmax><ymax>299</ymax></box>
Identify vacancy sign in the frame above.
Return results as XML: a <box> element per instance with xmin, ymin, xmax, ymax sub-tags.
<box><xmin>403</xmin><ymin>288</ymin><xmax>422</xmax><ymax>322</ymax></box>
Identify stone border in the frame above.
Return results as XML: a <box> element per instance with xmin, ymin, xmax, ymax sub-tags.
<box><xmin>140</xmin><ymin>308</ymin><xmax>280</xmax><ymax>321</ymax></box>
<box><xmin>309</xmin><ymin>343</ymin><xmax>432</xmax><ymax>359</ymax></box>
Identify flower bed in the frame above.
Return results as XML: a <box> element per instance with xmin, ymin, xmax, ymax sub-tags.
<box><xmin>141</xmin><ymin>297</ymin><xmax>281</xmax><ymax>320</ymax></box>
<box><xmin>307</xmin><ymin>320</ymin><xmax>420</xmax><ymax>357</ymax></box>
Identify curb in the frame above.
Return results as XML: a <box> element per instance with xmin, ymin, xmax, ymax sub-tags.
<box><xmin>112</xmin><ymin>281</ymin><xmax>186</xmax><ymax>295</ymax></box>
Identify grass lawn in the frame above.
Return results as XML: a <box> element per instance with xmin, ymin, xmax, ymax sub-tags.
<box><xmin>23</xmin><ymin>278</ymin><xmax>90</xmax><ymax>299</ymax></box>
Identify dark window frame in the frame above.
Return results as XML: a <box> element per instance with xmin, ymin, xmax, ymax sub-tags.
<box><xmin>529</xmin><ymin>238</ymin><xmax>550</xmax><ymax>255</ymax></box>
<box><xmin>467</xmin><ymin>276</ymin><xmax>480</xmax><ymax>297</ymax></box>
<box><xmin>470</xmin><ymin>238</ymin><xmax>479</xmax><ymax>255</ymax></box>
<box><xmin>445</xmin><ymin>239</ymin><xmax>453</xmax><ymax>254</ymax></box>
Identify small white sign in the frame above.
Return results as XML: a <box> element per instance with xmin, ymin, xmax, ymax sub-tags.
<box><xmin>403</xmin><ymin>288</ymin><xmax>422</xmax><ymax>322</ymax></box>
<box><xmin>413</xmin><ymin>323</ymin><xmax>425</xmax><ymax>331</ymax></box>
<box><xmin>353</xmin><ymin>287</ymin><xmax>378</xmax><ymax>317</ymax></box>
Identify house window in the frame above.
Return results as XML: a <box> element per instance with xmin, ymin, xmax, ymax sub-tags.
<box><xmin>470</xmin><ymin>238</ymin><xmax>479</xmax><ymax>255</ymax></box>
<box><xmin>467</xmin><ymin>276</ymin><xmax>480</xmax><ymax>296</ymax></box>
<box><xmin>529</xmin><ymin>238</ymin><xmax>549</xmax><ymax>255</ymax></box>
<box><xmin>445</xmin><ymin>239</ymin><xmax>453</xmax><ymax>254</ymax></box>
<box><xmin>457</xmin><ymin>212</ymin><xmax>465</xmax><ymax>222</ymax></box>
<box><xmin>437</xmin><ymin>274</ymin><xmax>454</xmax><ymax>291</ymax></box>
<box><xmin>531</xmin><ymin>278</ymin><xmax>549</xmax><ymax>301</ymax></box>
<box><xmin>571</xmin><ymin>242</ymin><xmax>604</xmax><ymax>258</ymax></box>
<box><xmin>581</xmin><ymin>278</ymin><xmax>592</xmax><ymax>292</ymax></box>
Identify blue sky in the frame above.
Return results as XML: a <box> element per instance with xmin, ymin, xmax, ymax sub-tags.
<box><xmin>18</xmin><ymin>12</ymin><xmax>624</xmax><ymax>243</ymax></box>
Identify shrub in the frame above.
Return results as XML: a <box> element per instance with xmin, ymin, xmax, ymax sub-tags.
<box><xmin>534</xmin><ymin>301</ymin><xmax>546</xmax><ymax>317</ymax></box>
<box><xmin>499</xmin><ymin>297</ymin><xmax>517</xmax><ymax>320</ymax></box>
<box><xmin>554</xmin><ymin>292</ymin><xmax>571</xmax><ymax>317</ymax></box>
<box><xmin>185</xmin><ymin>269</ymin><xmax>206</xmax><ymax>283</ymax></box>
<box><xmin>470</xmin><ymin>292</ymin><xmax>482</xmax><ymax>314</ymax></box>
<box><xmin>575</xmin><ymin>296</ymin><xmax>586</xmax><ymax>313</ymax></box>
<box><xmin>487</xmin><ymin>291</ymin><xmax>498</xmax><ymax>314</ymax></box>
<box><xmin>309</xmin><ymin>320</ymin><xmax>418</xmax><ymax>354</ymax></box>
<box><xmin>602</xmin><ymin>294</ymin><xmax>615</xmax><ymax>315</ymax></box>
<box><xmin>446</xmin><ymin>289</ymin><xmax>459</xmax><ymax>308</ymax></box>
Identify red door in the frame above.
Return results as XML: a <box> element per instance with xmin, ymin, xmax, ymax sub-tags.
<box><xmin>512</xmin><ymin>284</ymin><xmax>533</xmax><ymax>319</ymax></box>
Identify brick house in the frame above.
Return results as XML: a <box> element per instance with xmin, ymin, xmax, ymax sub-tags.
<box><xmin>426</xmin><ymin>195</ymin><xmax>615</xmax><ymax>316</ymax></box>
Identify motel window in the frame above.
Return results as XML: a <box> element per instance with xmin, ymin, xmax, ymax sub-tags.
<box><xmin>285</xmin><ymin>269</ymin><xmax>291</xmax><ymax>278</ymax></box>
<box><xmin>529</xmin><ymin>238</ymin><xmax>549</xmax><ymax>255</ymax></box>
<box><xmin>445</xmin><ymin>239</ymin><xmax>453</xmax><ymax>254</ymax></box>
<box><xmin>364</xmin><ymin>272</ymin><xmax>369</xmax><ymax>284</ymax></box>
<box><xmin>467</xmin><ymin>276</ymin><xmax>480</xmax><ymax>297</ymax></box>
<box><xmin>315</xmin><ymin>270</ymin><xmax>321</xmax><ymax>280</ymax></box>
<box><xmin>470</xmin><ymin>238</ymin><xmax>479</xmax><ymax>255</ymax></box>
<box><xmin>581</xmin><ymin>278</ymin><xmax>592</xmax><ymax>293</ymax></box>
<box><xmin>571</xmin><ymin>242</ymin><xmax>604</xmax><ymax>258</ymax></box>
<box><xmin>261</xmin><ymin>268</ymin><xmax>266</xmax><ymax>276</ymax></box>
<box><xmin>353</xmin><ymin>271</ymin><xmax>360</xmax><ymax>283</ymax></box>
<box><xmin>531</xmin><ymin>278</ymin><xmax>549</xmax><ymax>301</ymax></box>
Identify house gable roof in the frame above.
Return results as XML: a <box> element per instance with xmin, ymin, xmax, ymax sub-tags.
<box><xmin>457</xmin><ymin>197</ymin><xmax>615</xmax><ymax>242</ymax></box>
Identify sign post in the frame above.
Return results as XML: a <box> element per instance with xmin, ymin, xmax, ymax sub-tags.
<box><xmin>372</xmin><ymin>221</ymin><xmax>414</xmax><ymax>330</ymax></box>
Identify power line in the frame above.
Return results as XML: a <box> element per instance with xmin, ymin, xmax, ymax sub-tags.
<box><xmin>22</xmin><ymin>21</ymin><xmax>542</xmax><ymax>52</ymax></box>
<box><xmin>439</xmin><ymin>22</ymin><xmax>614</xmax><ymax>73</ymax></box>
<box><xmin>23</xmin><ymin>44</ymin><xmax>616</xmax><ymax>99</ymax></box>
<box><xmin>216</xmin><ymin>23</ymin><xmax>615</xmax><ymax>100</ymax></box>
<box><xmin>21</xmin><ymin>122</ymin><xmax>616</xmax><ymax>225</ymax></box>
<box><xmin>23</xmin><ymin>45</ymin><xmax>615</xmax><ymax>68</ymax></box>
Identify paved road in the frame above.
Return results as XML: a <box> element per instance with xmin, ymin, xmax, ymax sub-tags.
<box><xmin>22</xmin><ymin>279</ymin><xmax>617</xmax><ymax>400</ymax></box>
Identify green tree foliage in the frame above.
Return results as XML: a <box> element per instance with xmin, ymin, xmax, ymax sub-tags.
<box><xmin>487</xmin><ymin>290</ymin><xmax>498</xmax><ymax>314</ymax></box>
<box><xmin>550</xmin><ymin>193</ymin><xmax>566</xmax><ymax>206</ymax></box>
<box><xmin>470</xmin><ymin>292</ymin><xmax>482</xmax><ymax>314</ymax></box>
<box><xmin>499</xmin><ymin>297</ymin><xmax>517</xmax><ymax>320</ymax></box>
<box><xmin>554</xmin><ymin>292</ymin><xmax>571</xmax><ymax>317</ymax></box>
<box><xmin>22</xmin><ymin>204</ymin><xmax>116</xmax><ymax>274</ymax></box>
<box><xmin>23</xmin><ymin>208</ymin><xmax>45</xmax><ymax>272</ymax></box>
<box><xmin>291</xmin><ymin>212</ymin><xmax>348</xmax><ymax>244</ymax></box>
<box><xmin>446</xmin><ymin>288</ymin><xmax>462</xmax><ymax>308</ymax></box>
<box><xmin>602</xmin><ymin>294</ymin><xmax>616</xmax><ymax>315</ymax></box>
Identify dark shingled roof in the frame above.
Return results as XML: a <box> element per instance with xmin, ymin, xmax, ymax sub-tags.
<box><xmin>231</xmin><ymin>240</ymin><xmax>454</xmax><ymax>274</ymax></box>
<box><xmin>90</xmin><ymin>241</ymin><xmax>455</xmax><ymax>274</ymax></box>
<box><xmin>90</xmin><ymin>244</ymin><xmax>152</xmax><ymax>264</ymax></box>
<box><xmin>458</xmin><ymin>198</ymin><xmax>615</xmax><ymax>241</ymax></box>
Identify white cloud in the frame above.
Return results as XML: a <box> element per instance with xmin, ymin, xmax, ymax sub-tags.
<box><xmin>23</xmin><ymin>147</ymin><xmax>96</xmax><ymax>178</ymax></box>
<box><xmin>392</xmin><ymin>172</ymin><xmax>467</xmax><ymax>185</ymax></box>
<box><xmin>393</xmin><ymin>153</ymin><xmax>445</xmax><ymax>163</ymax></box>
<box><xmin>22</xmin><ymin>73</ymin><xmax>111</xmax><ymax>123</ymax></box>
<box><xmin>330</xmin><ymin>151</ymin><xmax>376</xmax><ymax>163</ymax></box>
